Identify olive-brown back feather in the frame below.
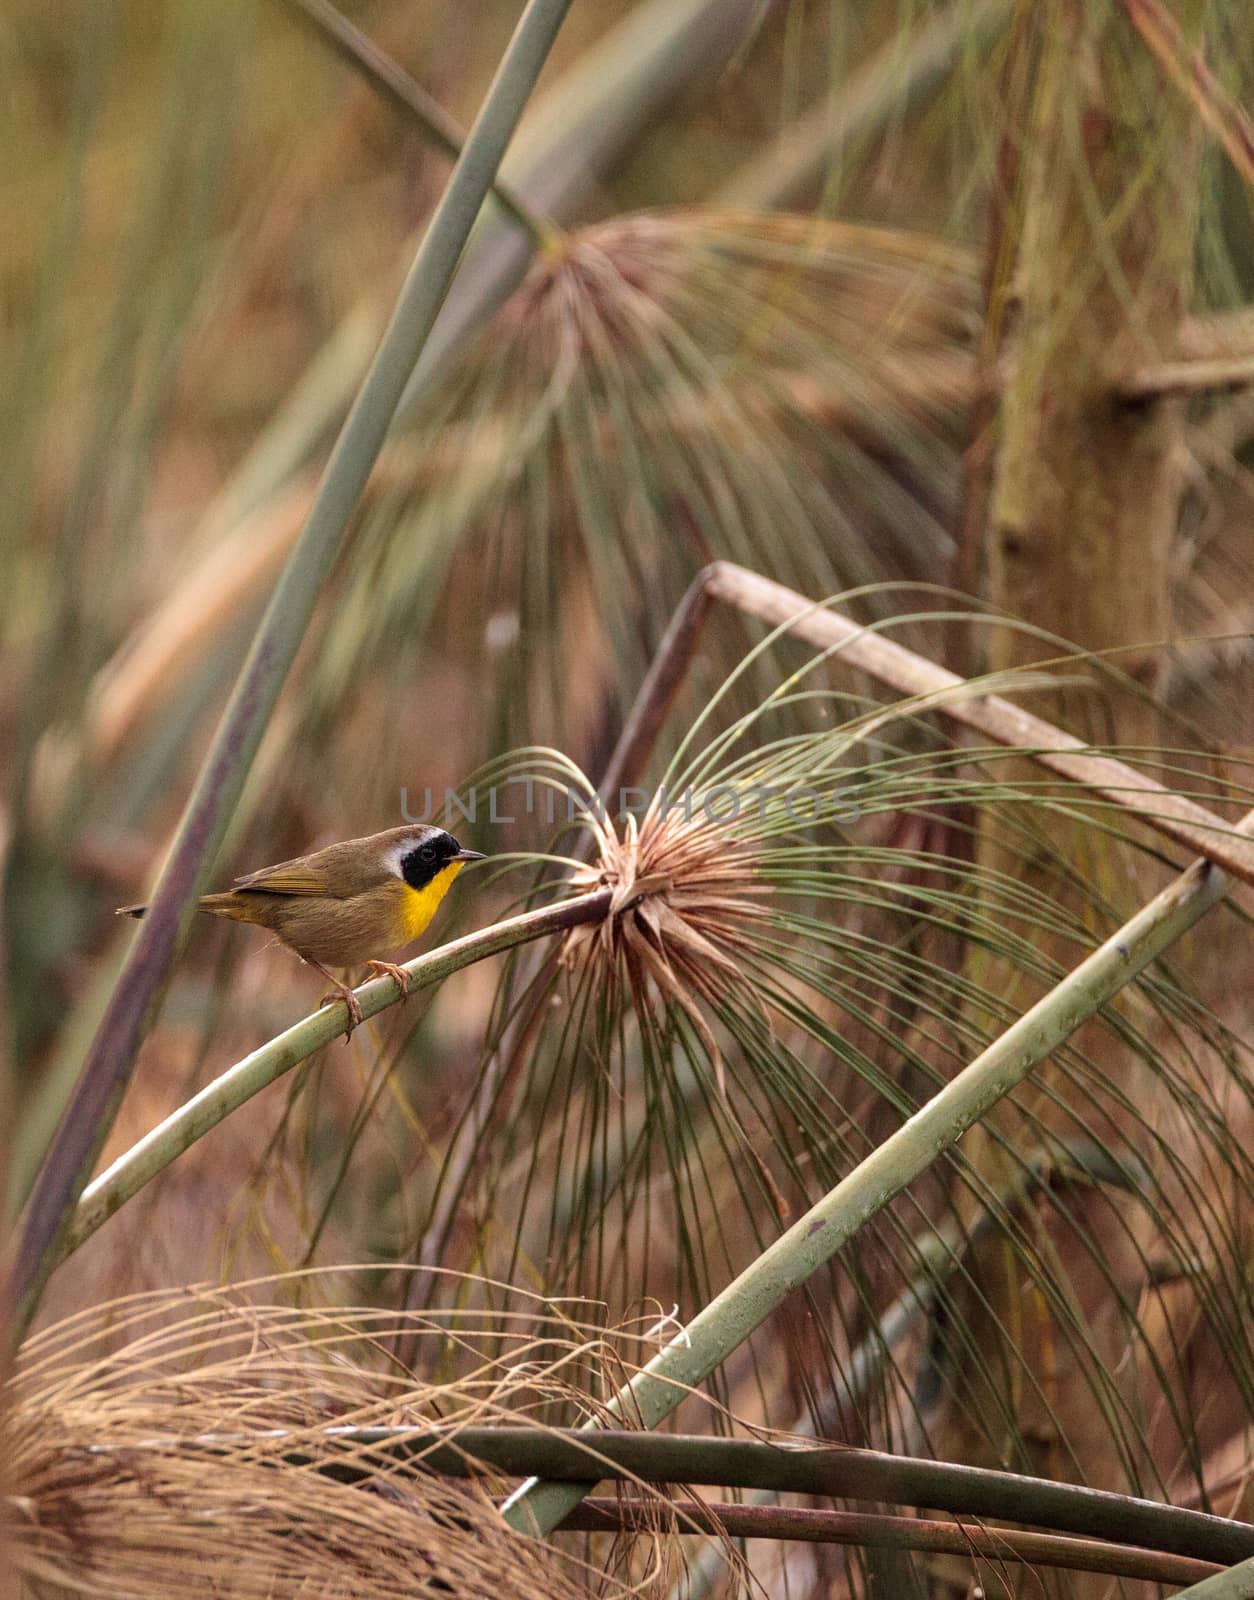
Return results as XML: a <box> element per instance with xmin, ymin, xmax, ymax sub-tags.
<box><xmin>114</xmin><ymin>825</ymin><xmax>463</xmax><ymax>967</ymax></box>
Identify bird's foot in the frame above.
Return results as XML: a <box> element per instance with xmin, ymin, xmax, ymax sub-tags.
<box><xmin>319</xmin><ymin>984</ymin><xmax>363</xmax><ymax>1041</ymax></box>
<box><xmin>364</xmin><ymin>959</ymin><xmax>411</xmax><ymax>999</ymax></box>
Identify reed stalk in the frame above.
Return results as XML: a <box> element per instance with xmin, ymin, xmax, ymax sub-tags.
<box><xmin>9</xmin><ymin>0</ymin><xmax>576</xmax><ymax>1345</ymax></box>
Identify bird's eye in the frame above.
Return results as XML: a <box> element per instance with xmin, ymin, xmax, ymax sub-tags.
<box><xmin>419</xmin><ymin>842</ymin><xmax>439</xmax><ymax>864</ymax></box>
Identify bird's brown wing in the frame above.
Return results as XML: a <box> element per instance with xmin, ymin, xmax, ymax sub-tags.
<box><xmin>232</xmin><ymin>857</ymin><xmax>332</xmax><ymax>896</ymax></box>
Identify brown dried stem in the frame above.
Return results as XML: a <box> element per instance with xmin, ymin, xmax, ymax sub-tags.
<box><xmin>561</xmin><ymin>1497</ymin><xmax>1222</xmax><ymax>1586</ymax></box>
<box><xmin>600</xmin><ymin>561</ymin><xmax>1254</xmax><ymax>884</ymax></box>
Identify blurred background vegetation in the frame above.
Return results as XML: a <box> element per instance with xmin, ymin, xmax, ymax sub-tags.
<box><xmin>3</xmin><ymin>0</ymin><xmax>1254</xmax><ymax>1594</ymax></box>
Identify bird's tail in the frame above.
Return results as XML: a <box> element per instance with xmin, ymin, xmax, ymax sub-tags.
<box><xmin>115</xmin><ymin>892</ymin><xmax>266</xmax><ymax>925</ymax></box>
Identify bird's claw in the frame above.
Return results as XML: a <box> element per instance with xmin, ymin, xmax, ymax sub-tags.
<box><xmin>365</xmin><ymin>959</ymin><xmax>411</xmax><ymax>999</ymax></box>
<box><xmin>320</xmin><ymin>987</ymin><xmax>363</xmax><ymax>1041</ymax></box>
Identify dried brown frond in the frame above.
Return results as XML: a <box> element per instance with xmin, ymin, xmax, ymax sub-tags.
<box><xmin>4</xmin><ymin>1275</ymin><xmax>687</xmax><ymax>1599</ymax></box>
<box><xmin>318</xmin><ymin>205</ymin><xmax>980</xmax><ymax>773</ymax></box>
<box><xmin>504</xmin><ymin>208</ymin><xmax>976</xmax><ymax>364</ymax></box>
<box><xmin>564</xmin><ymin>802</ymin><xmax>774</xmax><ymax>1099</ymax></box>
<box><xmin>485</xmin><ymin>209</ymin><xmax>976</xmax><ymax>545</ymax></box>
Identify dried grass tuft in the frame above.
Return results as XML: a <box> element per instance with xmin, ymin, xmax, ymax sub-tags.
<box><xmin>3</xmin><ymin>1272</ymin><xmax>686</xmax><ymax>1599</ymax></box>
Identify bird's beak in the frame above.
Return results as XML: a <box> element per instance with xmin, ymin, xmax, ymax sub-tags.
<box><xmin>454</xmin><ymin>848</ymin><xmax>486</xmax><ymax>862</ymax></box>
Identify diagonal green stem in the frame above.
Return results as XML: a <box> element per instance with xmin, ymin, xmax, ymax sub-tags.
<box><xmin>278</xmin><ymin>0</ymin><xmax>553</xmax><ymax>247</ymax></box>
<box><xmin>6</xmin><ymin>0</ymin><xmax>762</xmax><ymax>1227</ymax></box>
<box><xmin>52</xmin><ymin>890</ymin><xmax>609</xmax><ymax>1274</ymax></box>
<box><xmin>670</xmin><ymin>1147</ymin><xmax>1107</xmax><ymax>1600</ymax></box>
<box><xmin>502</xmin><ymin>853</ymin><xmax>1228</xmax><ymax>1535</ymax></box>
<box><xmin>8</xmin><ymin>0</ymin><xmax>575</xmax><ymax>1346</ymax></box>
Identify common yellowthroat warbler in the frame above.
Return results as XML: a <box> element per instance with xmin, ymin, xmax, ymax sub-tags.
<box><xmin>118</xmin><ymin>825</ymin><xmax>484</xmax><ymax>1037</ymax></box>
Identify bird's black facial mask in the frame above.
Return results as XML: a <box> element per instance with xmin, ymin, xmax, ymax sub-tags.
<box><xmin>400</xmin><ymin>832</ymin><xmax>461</xmax><ymax>892</ymax></box>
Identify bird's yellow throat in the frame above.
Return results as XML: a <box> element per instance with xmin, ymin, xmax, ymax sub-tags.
<box><xmin>399</xmin><ymin>859</ymin><xmax>466</xmax><ymax>942</ymax></box>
